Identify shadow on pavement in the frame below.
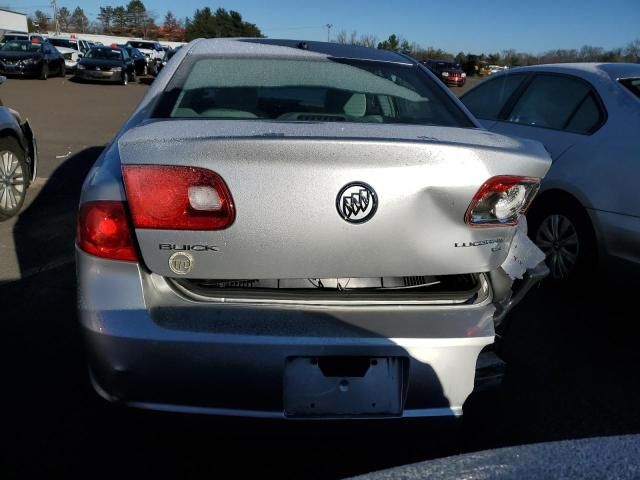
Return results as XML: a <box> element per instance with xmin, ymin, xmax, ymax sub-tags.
<box><xmin>11</xmin><ymin>147</ymin><xmax>104</xmax><ymax>277</ymax></box>
<box><xmin>0</xmin><ymin>147</ymin><xmax>104</xmax><ymax>473</ymax></box>
<box><xmin>463</xmin><ymin>279</ymin><xmax>640</xmax><ymax>451</ymax></box>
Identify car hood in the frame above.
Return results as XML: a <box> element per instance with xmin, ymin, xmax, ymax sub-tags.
<box><xmin>54</xmin><ymin>46</ymin><xmax>77</xmax><ymax>55</ymax></box>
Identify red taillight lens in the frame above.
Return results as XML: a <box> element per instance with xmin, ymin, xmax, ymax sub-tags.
<box><xmin>122</xmin><ymin>165</ymin><xmax>235</xmax><ymax>230</ymax></box>
<box><xmin>77</xmin><ymin>201</ymin><xmax>138</xmax><ymax>261</ymax></box>
<box><xmin>465</xmin><ymin>176</ymin><xmax>540</xmax><ymax>227</ymax></box>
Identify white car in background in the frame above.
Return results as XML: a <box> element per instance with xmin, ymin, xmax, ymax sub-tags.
<box><xmin>488</xmin><ymin>65</ymin><xmax>508</xmax><ymax>74</ymax></box>
<box><xmin>126</xmin><ymin>40</ymin><xmax>165</xmax><ymax>75</ymax></box>
<box><xmin>48</xmin><ymin>37</ymin><xmax>90</xmax><ymax>72</ymax></box>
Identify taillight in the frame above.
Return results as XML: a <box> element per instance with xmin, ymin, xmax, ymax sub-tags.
<box><xmin>77</xmin><ymin>201</ymin><xmax>138</xmax><ymax>261</ymax></box>
<box><xmin>122</xmin><ymin>165</ymin><xmax>235</xmax><ymax>230</ymax></box>
<box><xmin>465</xmin><ymin>176</ymin><xmax>540</xmax><ymax>227</ymax></box>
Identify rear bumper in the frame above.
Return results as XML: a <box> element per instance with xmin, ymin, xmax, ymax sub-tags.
<box><xmin>74</xmin><ymin>70</ymin><xmax>122</xmax><ymax>82</ymax></box>
<box><xmin>77</xmin><ymin>250</ymin><xmax>501</xmax><ymax>419</ymax></box>
<box><xmin>86</xmin><ymin>326</ymin><xmax>490</xmax><ymax>419</ymax></box>
<box><xmin>444</xmin><ymin>77</ymin><xmax>466</xmax><ymax>86</ymax></box>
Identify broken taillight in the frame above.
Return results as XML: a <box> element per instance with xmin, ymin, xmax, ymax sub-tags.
<box><xmin>465</xmin><ymin>176</ymin><xmax>540</xmax><ymax>227</ymax></box>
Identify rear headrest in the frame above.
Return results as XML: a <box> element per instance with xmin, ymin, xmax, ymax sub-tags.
<box><xmin>325</xmin><ymin>90</ymin><xmax>367</xmax><ymax>117</ymax></box>
<box><xmin>343</xmin><ymin>93</ymin><xmax>366</xmax><ymax>117</ymax></box>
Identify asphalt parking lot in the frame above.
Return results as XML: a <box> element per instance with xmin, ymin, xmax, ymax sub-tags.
<box><xmin>1</xmin><ymin>75</ymin><xmax>639</xmax><ymax>478</ymax></box>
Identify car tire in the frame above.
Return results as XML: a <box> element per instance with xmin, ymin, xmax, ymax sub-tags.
<box><xmin>130</xmin><ymin>71</ymin><xmax>136</xmax><ymax>83</ymax></box>
<box><xmin>527</xmin><ymin>197</ymin><xmax>597</xmax><ymax>286</ymax></box>
<box><xmin>40</xmin><ymin>64</ymin><xmax>48</xmax><ymax>80</ymax></box>
<box><xmin>0</xmin><ymin>137</ymin><xmax>28</xmax><ymax>221</ymax></box>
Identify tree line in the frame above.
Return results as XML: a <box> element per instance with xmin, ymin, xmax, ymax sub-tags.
<box><xmin>340</xmin><ymin>31</ymin><xmax>640</xmax><ymax>68</ymax></box>
<box><xmin>28</xmin><ymin>2</ymin><xmax>262</xmax><ymax>41</ymax></box>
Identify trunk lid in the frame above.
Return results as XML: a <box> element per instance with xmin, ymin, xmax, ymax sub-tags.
<box><xmin>118</xmin><ymin>120</ymin><xmax>550</xmax><ymax>279</ymax></box>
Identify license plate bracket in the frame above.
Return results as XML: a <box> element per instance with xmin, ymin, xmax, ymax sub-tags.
<box><xmin>283</xmin><ymin>356</ymin><xmax>404</xmax><ymax>417</ymax></box>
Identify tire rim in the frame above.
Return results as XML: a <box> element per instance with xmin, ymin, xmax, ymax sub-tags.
<box><xmin>0</xmin><ymin>150</ymin><xmax>25</xmax><ymax>213</ymax></box>
<box><xmin>535</xmin><ymin>214</ymin><xmax>579</xmax><ymax>280</ymax></box>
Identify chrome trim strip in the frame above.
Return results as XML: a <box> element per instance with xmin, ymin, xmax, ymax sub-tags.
<box><xmin>166</xmin><ymin>274</ymin><xmax>491</xmax><ymax>307</ymax></box>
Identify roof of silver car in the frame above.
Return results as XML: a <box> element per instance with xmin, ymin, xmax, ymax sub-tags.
<box><xmin>187</xmin><ymin>38</ymin><xmax>415</xmax><ymax>64</ymax></box>
<box><xmin>505</xmin><ymin>62</ymin><xmax>640</xmax><ymax>82</ymax></box>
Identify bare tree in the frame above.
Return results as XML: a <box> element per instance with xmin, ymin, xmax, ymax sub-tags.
<box><xmin>625</xmin><ymin>39</ymin><xmax>640</xmax><ymax>62</ymax></box>
<box><xmin>34</xmin><ymin>10</ymin><xmax>49</xmax><ymax>32</ymax></box>
<box><xmin>359</xmin><ymin>34</ymin><xmax>378</xmax><ymax>48</ymax></box>
<box><xmin>58</xmin><ymin>7</ymin><xmax>71</xmax><ymax>31</ymax></box>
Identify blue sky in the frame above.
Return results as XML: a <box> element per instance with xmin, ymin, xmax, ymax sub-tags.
<box><xmin>13</xmin><ymin>0</ymin><xmax>640</xmax><ymax>53</ymax></box>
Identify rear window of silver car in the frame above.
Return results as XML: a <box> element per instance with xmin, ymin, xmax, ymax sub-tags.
<box><xmin>153</xmin><ymin>57</ymin><xmax>473</xmax><ymax>127</ymax></box>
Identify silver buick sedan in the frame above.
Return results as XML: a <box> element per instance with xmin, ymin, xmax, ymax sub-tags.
<box><xmin>76</xmin><ymin>38</ymin><xmax>550</xmax><ymax>419</ymax></box>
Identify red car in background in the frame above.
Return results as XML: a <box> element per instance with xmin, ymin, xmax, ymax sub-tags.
<box><xmin>423</xmin><ymin>60</ymin><xmax>467</xmax><ymax>86</ymax></box>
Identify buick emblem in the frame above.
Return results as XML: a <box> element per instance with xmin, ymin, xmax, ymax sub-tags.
<box><xmin>169</xmin><ymin>252</ymin><xmax>194</xmax><ymax>274</ymax></box>
<box><xmin>336</xmin><ymin>182</ymin><xmax>378</xmax><ymax>224</ymax></box>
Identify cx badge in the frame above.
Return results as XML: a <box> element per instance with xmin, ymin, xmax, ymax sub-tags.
<box><xmin>336</xmin><ymin>182</ymin><xmax>378</xmax><ymax>224</ymax></box>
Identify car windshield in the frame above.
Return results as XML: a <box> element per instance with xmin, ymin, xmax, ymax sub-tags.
<box><xmin>2</xmin><ymin>34</ymin><xmax>27</xmax><ymax>42</ymax></box>
<box><xmin>154</xmin><ymin>57</ymin><xmax>472</xmax><ymax>127</ymax></box>
<box><xmin>0</xmin><ymin>41</ymin><xmax>41</xmax><ymax>52</ymax></box>
<box><xmin>85</xmin><ymin>48</ymin><xmax>123</xmax><ymax>61</ymax></box>
<box><xmin>48</xmin><ymin>39</ymin><xmax>77</xmax><ymax>49</ymax></box>
<box><xmin>128</xmin><ymin>41</ymin><xmax>154</xmax><ymax>49</ymax></box>
<box><xmin>619</xmin><ymin>78</ymin><xmax>640</xmax><ymax>98</ymax></box>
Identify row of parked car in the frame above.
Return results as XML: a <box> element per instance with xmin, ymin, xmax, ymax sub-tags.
<box><xmin>422</xmin><ymin>60</ymin><xmax>509</xmax><ymax>87</ymax></box>
<box><xmin>73</xmin><ymin>42</ymin><xmax>180</xmax><ymax>85</ymax></box>
<box><xmin>0</xmin><ymin>32</ymin><xmax>179</xmax><ymax>83</ymax></box>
